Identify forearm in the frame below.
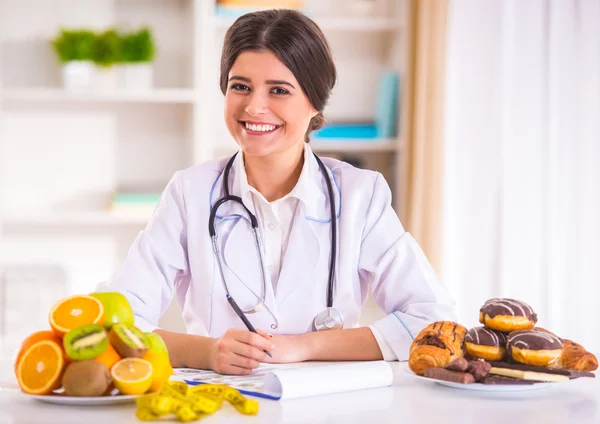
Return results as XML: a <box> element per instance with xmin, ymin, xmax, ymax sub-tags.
<box><xmin>154</xmin><ymin>329</ymin><xmax>216</xmax><ymax>369</ymax></box>
<box><xmin>303</xmin><ymin>327</ymin><xmax>383</xmax><ymax>361</ymax></box>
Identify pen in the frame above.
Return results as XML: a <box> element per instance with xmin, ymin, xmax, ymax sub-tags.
<box><xmin>227</xmin><ymin>295</ymin><xmax>273</xmax><ymax>358</ymax></box>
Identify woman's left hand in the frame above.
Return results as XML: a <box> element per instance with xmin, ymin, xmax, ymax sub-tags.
<box><xmin>256</xmin><ymin>330</ymin><xmax>312</xmax><ymax>364</ymax></box>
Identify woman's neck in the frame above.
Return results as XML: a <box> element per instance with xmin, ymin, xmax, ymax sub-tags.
<box><xmin>243</xmin><ymin>144</ymin><xmax>305</xmax><ymax>202</ymax></box>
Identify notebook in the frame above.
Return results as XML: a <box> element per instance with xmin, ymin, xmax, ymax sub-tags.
<box><xmin>172</xmin><ymin>361</ymin><xmax>393</xmax><ymax>400</ymax></box>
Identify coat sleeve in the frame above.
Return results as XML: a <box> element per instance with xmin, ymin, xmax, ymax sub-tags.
<box><xmin>96</xmin><ymin>171</ymin><xmax>189</xmax><ymax>332</ymax></box>
<box><xmin>359</xmin><ymin>173</ymin><xmax>457</xmax><ymax>361</ymax></box>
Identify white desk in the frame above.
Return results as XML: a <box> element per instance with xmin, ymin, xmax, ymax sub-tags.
<box><xmin>0</xmin><ymin>362</ymin><xmax>598</xmax><ymax>424</ymax></box>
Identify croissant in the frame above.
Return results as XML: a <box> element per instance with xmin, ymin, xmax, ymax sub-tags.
<box><xmin>533</xmin><ymin>327</ymin><xmax>598</xmax><ymax>371</ymax></box>
<box><xmin>409</xmin><ymin>321</ymin><xmax>467</xmax><ymax>375</ymax></box>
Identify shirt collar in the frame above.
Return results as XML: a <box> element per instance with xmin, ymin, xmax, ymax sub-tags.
<box><xmin>235</xmin><ymin>143</ymin><xmax>313</xmax><ymax>208</ymax></box>
<box><xmin>223</xmin><ymin>143</ymin><xmax>340</xmax><ymax>221</ymax></box>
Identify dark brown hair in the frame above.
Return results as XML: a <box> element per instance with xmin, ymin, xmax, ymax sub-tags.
<box><xmin>220</xmin><ymin>9</ymin><xmax>337</xmax><ymax>142</ymax></box>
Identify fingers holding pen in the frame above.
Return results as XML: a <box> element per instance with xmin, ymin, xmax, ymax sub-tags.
<box><xmin>210</xmin><ymin>328</ymin><xmax>275</xmax><ymax>375</ymax></box>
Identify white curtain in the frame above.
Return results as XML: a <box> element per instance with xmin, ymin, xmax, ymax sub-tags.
<box><xmin>442</xmin><ymin>0</ymin><xmax>600</xmax><ymax>352</ymax></box>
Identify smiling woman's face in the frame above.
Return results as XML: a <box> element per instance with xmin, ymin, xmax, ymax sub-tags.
<box><xmin>224</xmin><ymin>50</ymin><xmax>317</xmax><ymax>158</ymax></box>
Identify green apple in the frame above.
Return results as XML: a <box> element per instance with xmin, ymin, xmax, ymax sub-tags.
<box><xmin>145</xmin><ymin>332</ymin><xmax>169</xmax><ymax>354</ymax></box>
<box><xmin>90</xmin><ymin>292</ymin><xmax>135</xmax><ymax>330</ymax></box>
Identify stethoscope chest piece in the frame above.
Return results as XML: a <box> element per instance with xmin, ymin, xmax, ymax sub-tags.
<box><xmin>313</xmin><ymin>307</ymin><xmax>344</xmax><ymax>331</ymax></box>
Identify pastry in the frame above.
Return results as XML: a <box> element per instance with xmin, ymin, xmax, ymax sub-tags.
<box><xmin>446</xmin><ymin>357</ymin><xmax>469</xmax><ymax>372</ymax></box>
<box><xmin>464</xmin><ymin>326</ymin><xmax>508</xmax><ymax>361</ymax></box>
<box><xmin>424</xmin><ymin>368</ymin><xmax>475</xmax><ymax>384</ymax></box>
<box><xmin>408</xmin><ymin>321</ymin><xmax>467</xmax><ymax>376</ymax></box>
<box><xmin>533</xmin><ymin>328</ymin><xmax>598</xmax><ymax>371</ymax></box>
<box><xmin>506</xmin><ymin>329</ymin><xmax>563</xmax><ymax>367</ymax></box>
<box><xmin>467</xmin><ymin>360</ymin><xmax>492</xmax><ymax>381</ymax></box>
<box><xmin>557</xmin><ymin>339</ymin><xmax>598</xmax><ymax>371</ymax></box>
<box><xmin>479</xmin><ymin>298</ymin><xmax>538</xmax><ymax>332</ymax></box>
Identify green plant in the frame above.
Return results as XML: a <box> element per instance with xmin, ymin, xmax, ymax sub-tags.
<box><xmin>92</xmin><ymin>29</ymin><xmax>122</xmax><ymax>68</ymax></box>
<box><xmin>121</xmin><ymin>27</ymin><xmax>156</xmax><ymax>63</ymax></box>
<box><xmin>51</xmin><ymin>29</ymin><xmax>95</xmax><ymax>63</ymax></box>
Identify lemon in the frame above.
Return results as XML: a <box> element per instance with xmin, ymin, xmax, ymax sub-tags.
<box><xmin>143</xmin><ymin>351</ymin><xmax>174</xmax><ymax>392</ymax></box>
<box><xmin>111</xmin><ymin>358</ymin><xmax>153</xmax><ymax>395</ymax></box>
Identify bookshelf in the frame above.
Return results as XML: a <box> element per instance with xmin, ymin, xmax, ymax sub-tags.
<box><xmin>0</xmin><ymin>0</ymin><xmax>409</xmax><ymax>298</ymax></box>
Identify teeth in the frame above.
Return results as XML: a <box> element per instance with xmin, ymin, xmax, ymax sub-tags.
<box><xmin>245</xmin><ymin>122</ymin><xmax>276</xmax><ymax>132</ymax></box>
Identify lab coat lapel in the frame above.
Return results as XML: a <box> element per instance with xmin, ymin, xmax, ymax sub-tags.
<box><xmin>275</xmin><ymin>211</ymin><xmax>321</xmax><ymax>307</ymax></box>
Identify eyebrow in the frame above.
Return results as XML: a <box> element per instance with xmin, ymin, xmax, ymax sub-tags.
<box><xmin>228</xmin><ymin>76</ymin><xmax>295</xmax><ymax>89</ymax></box>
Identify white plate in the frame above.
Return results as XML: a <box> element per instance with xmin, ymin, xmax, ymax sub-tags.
<box><xmin>25</xmin><ymin>392</ymin><xmax>140</xmax><ymax>406</ymax></box>
<box><xmin>404</xmin><ymin>367</ymin><xmax>554</xmax><ymax>392</ymax></box>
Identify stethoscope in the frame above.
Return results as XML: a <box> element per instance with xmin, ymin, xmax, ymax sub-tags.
<box><xmin>208</xmin><ymin>151</ymin><xmax>344</xmax><ymax>332</ymax></box>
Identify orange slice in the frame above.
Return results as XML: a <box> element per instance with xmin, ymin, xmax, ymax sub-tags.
<box><xmin>14</xmin><ymin>330</ymin><xmax>62</xmax><ymax>376</ymax></box>
<box><xmin>16</xmin><ymin>340</ymin><xmax>65</xmax><ymax>395</ymax></box>
<box><xmin>49</xmin><ymin>295</ymin><xmax>104</xmax><ymax>337</ymax></box>
<box><xmin>111</xmin><ymin>358</ymin><xmax>153</xmax><ymax>395</ymax></box>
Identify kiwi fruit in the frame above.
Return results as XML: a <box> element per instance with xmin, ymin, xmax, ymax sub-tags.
<box><xmin>63</xmin><ymin>324</ymin><xmax>109</xmax><ymax>361</ymax></box>
<box><xmin>109</xmin><ymin>323</ymin><xmax>150</xmax><ymax>358</ymax></box>
<box><xmin>62</xmin><ymin>360</ymin><xmax>112</xmax><ymax>397</ymax></box>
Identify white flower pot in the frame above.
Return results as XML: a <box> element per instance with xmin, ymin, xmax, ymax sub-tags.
<box><xmin>61</xmin><ymin>61</ymin><xmax>96</xmax><ymax>92</ymax></box>
<box><xmin>120</xmin><ymin>63</ymin><xmax>154</xmax><ymax>91</ymax></box>
<box><xmin>94</xmin><ymin>66</ymin><xmax>118</xmax><ymax>92</ymax></box>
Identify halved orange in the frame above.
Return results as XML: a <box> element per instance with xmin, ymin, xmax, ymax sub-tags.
<box><xmin>49</xmin><ymin>295</ymin><xmax>104</xmax><ymax>337</ymax></box>
<box><xmin>111</xmin><ymin>358</ymin><xmax>153</xmax><ymax>395</ymax></box>
<box><xmin>94</xmin><ymin>343</ymin><xmax>121</xmax><ymax>369</ymax></box>
<box><xmin>16</xmin><ymin>340</ymin><xmax>65</xmax><ymax>395</ymax></box>
<box><xmin>14</xmin><ymin>330</ymin><xmax>61</xmax><ymax>376</ymax></box>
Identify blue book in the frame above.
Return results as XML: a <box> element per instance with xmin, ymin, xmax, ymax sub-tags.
<box><xmin>374</xmin><ymin>70</ymin><xmax>400</xmax><ymax>138</ymax></box>
<box><xmin>313</xmin><ymin>124</ymin><xmax>378</xmax><ymax>140</ymax></box>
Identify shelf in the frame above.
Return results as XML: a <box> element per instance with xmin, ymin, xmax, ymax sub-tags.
<box><xmin>216</xmin><ymin>16</ymin><xmax>400</xmax><ymax>32</ymax></box>
<box><xmin>1</xmin><ymin>88</ymin><xmax>195</xmax><ymax>104</ymax></box>
<box><xmin>311</xmin><ymin>139</ymin><xmax>400</xmax><ymax>153</ymax></box>
<box><xmin>215</xmin><ymin>139</ymin><xmax>400</xmax><ymax>157</ymax></box>
<box><xmin>1</xmin><ymin>211</ymin><xmax>151</xmax><ymax>227</ymax></box>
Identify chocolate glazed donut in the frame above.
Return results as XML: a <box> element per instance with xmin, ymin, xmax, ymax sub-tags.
<box><xmin>479</xmin><ymin>298</ymin><xmax>538</xmax><ymax>332</ymax></box>
<box><xmin>507</xmin><ymin>330</ymin><xmax>563</xmax><ymax>367</ymax></box>
<box><xmin>465</xmin><ymin>326</ymin><xmax>508</xmax><ymax>361</ymax></box>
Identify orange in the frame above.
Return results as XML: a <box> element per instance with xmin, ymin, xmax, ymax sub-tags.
<box><xmin>111</xmin><ymin>358</ymin><xmax>153</xmax><ymax>395</ymax></box>
<box><xmin>14</xmin><ymin>330</ymin><xmax>61</xmax><ymax>376</ymax></box>
<box><xmin>49</xmin><ymin>295</ymin><xmax>104</xmax><ymax>337</ymax></box>
<box><xmin>94</xmin><ymin>343</ymin><xmax>121</xmax><ymax>369</ymax></box>
<box><xmin>16</xmin><ymin>340</ymin><xmax>65</xmax><ymax>395</ymax></box>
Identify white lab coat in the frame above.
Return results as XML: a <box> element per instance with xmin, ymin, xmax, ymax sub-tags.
<box><xmin>99</xmin><ymin>146</ymin><xmax>456</xmax><ymax>360</ymax></box>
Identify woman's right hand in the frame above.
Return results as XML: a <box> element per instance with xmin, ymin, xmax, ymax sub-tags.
<box><xmin>209</xmin><ymin>328</ymin><xmax>275</xmax><ymax>375</ymax></box>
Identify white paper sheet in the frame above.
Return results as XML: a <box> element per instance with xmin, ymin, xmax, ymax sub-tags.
<box><xmin>174</xmin><ymin>361</ymin><xmax>393</xmax><ymax>400</ymax></box>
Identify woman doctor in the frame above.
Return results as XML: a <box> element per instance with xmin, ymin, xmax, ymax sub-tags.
<box><xmin>99</xmin><ymin>9</ymin><xmax>456</xmax><ymax>375</ymax></box>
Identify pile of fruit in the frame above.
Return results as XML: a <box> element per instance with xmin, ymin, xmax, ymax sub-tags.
<box><xmin>14</xmin><ymin>291</ymin><xmax>173</xmax><ymax>397</ymax></box>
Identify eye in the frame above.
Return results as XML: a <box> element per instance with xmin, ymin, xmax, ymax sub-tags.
<box><xmin>271</xmin><ymin>87</ymin><xmax>289</xmax><ymax>96</ymax></box>
<box><xmin>230</xmin><ymin>83</ymin><xmax>250</xmax><ymax>92</ymax></box>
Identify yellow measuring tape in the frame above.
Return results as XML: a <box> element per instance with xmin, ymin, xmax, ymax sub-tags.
<box><xmin>136</xmin><ymin>381</ymin><xmax>259</xmax><ymax>422</ymax></box>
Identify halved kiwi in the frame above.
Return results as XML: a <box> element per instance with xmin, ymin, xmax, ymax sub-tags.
<box><xmin>62</xmin><ymin>360</ymin><xmax>112</xmax><ymax>397</ymax></box>
<box><xmin>108</xmin><ymin>323</ymin><xmax>150</xmax><ymax>358</ymax></box>
<box><xmin>63</xmin><ymin>324</ymin><xmax>109</xmax><ymax>361</ymax></box>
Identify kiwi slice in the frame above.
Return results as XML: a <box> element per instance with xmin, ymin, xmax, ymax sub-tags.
<box><xmin>109</xmin><ymin>323</ymin><xmax>150</xmax><ymax>358</ymax></box>
<box><xmin>62</xmin><ymin>360</ymin><xmax>112</xmax><ymax>397</ymax></box>
<box><xmin>63</xmin><ymin>324</ymin><xmax>109</xmax><ymax>361</ymax></box>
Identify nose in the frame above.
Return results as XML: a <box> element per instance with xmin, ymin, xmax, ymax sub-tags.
<box><xmin>244</xmin><ymin>92</ymin><xmax>269</xmax><ymax>116</ymax></box>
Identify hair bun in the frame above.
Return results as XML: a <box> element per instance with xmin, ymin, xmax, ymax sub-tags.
<box><xmin>305</xmin><ymin>112</ymin><xmax>325</xmax><ymax>142</ymax></box>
